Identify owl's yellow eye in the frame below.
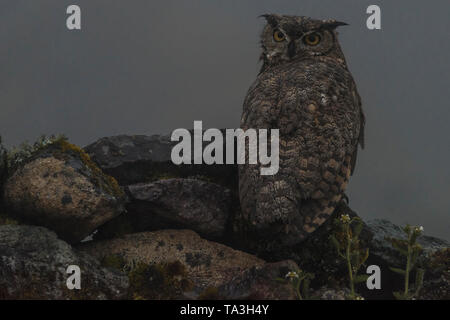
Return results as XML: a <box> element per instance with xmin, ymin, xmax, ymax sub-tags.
<box><xmin>273</xmin><ymin>30</ymin><xmax>285</xmax><ymax>42</ymax></box>
<box><xmin>304</xmin><ymin>33</ymin><xmax>321</xmax><ymax>46</ymax></box>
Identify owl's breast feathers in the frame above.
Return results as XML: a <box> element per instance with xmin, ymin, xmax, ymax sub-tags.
<box><xmin>239</xmin><ymin>60</ymin><xmax>365</xmax><ymax>243</ymax></box>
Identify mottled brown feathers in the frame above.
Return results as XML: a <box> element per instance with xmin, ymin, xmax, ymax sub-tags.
<box><xmin>239</xmin><ymin>15</ymin><xmax>365</xmax><ymax>247</ymax></box>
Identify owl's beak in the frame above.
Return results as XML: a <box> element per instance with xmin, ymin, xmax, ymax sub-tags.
<box><xmin>288</xmin><ymin>41</ymin><xmax>296</xmax><ymax>58</ymax></box>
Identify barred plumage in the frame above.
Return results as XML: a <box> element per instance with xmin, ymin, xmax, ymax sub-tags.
<box><xmin>238</xmin><ymin>14</ymin><xmax>365</xmax><ymax>248</ymax></box>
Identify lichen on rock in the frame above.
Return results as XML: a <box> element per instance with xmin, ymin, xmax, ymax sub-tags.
<box><xmin>2</xmin><ymin>137</ymin><xmax>126</xmax><ymax>243</ymax></box>
<box><xmin>0</xmin><ymin>225</ymin><xmax>129</xmax><ymax>299</ymax></box>
<box><xmin>78</xmin><ymin>229</ymin><xmax>265</xmax><ymax>295</ymax></box>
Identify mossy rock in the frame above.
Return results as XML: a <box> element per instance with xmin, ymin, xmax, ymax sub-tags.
<box><xmin>3</xmin><ymin>138</ymin><xmax>126</xmax><ymax>243</ymax></box>
<box><xmin>100</xmin><ymin>254</ymin><xmax>194</xmax><ymax>299</ymax></box>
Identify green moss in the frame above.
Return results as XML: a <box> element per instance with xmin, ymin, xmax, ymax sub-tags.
<box><xmin>198</xmin><ymin>287</ymin><xmax>221</xmax><ymax>300</ymax></box>
<box><xmin>126</xmin><ymin>260</ymin><xmax>193</xmax><ymax>299</ymax></box>
<box><xmin>3</xmin><ymin>135</ymin><xmax>124</xmax><ymax>200</ymax></box>
<box><xmin>100</xmin><ymin>254</ymin><xmax>127</xmax><ymax>271</ymax></box>
<box><xmin>0</xmin><ymin>204</ymin><xmax>19</xmax><ymax>226</ymax></box>
<box><xmin>56</xmin><ymin>139</ymin><xmax>124</xmax><ymax>199</ymax></box>
<box><xmin>6</xmin><ymin>134</ymin><xmax>67</xmax><ymax>169</ymax></box>
<box><xmin>0</xmin><ymin>214</ymin><xmax>18</xmax><ymax>226</ymax></box>
<box><xmin>100</xmin><ymin>256</ymin><xmax>194</xmax><ymax>300</ymax></box>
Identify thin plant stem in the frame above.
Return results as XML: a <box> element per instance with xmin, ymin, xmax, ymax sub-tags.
<box><xmin>404</xmin><ymin>233</ymin><xmax>412</xmax><ymax>297</ymax></box>
<box><xmin>346</xmin><ymin>227</ymin><xmax>355</xmax><ymax>296</ymax></box>
<box><xmin>296</xmin><ymin>284</ymin><xmax>303</xmax><ymax>300</ymax></box>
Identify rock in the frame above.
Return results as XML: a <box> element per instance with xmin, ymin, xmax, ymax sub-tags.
<box><xmin>419</xmin><ymin>248</ymin><xmax>449</xmax><ymax>300</ymax></box>
<box><xmin>3</xmin><ymin>139</ymin><xmax>126</xmax><ymax>243</ymax></box>
<box><xmin>125</xmin><ymin>178</ymin><xmax>233</xmax><ymax>239</ymax></box>
<box><xmin>97</xmin><ymin>178</ymin><xmax>234</xmax><ymax>240</ymax></box>
<box><xmin>366</xmin><ymin>219</ymin><xmax>449</xmax><ymax>267</ymax></box>
<box><xmin>0</xmin><ymin>139</ymin><xmax>12</xmax><ymax>225</ymax></box>
<box><xmin>78</xmin><ymin>229</ymin><xmax>264</xmax><ymax>294</ymax></box>
<box><xmin>355</xmin><ymin>219</ymin><xmax>449</xmax><ymax>300</ymax></box>
<box><xmin>217</xmin><ymin>260</ymin><xmax>299</xmax><ymax>300</ymax></box>
<box><xmin>83</xmin><ymin>134</ymin><xmax>238</xmax><ymax>190</ymax></box>
<box><xmin>0</xmin><ymin>225</ymin><xmax>129</xmax><ymax>299</ymax></box>
<box><xmin>311</xmin><ymin>287</ymin><xmax>351</xmax><ymax>300</ymax></box>
<box><xmin>365</xmin><ymin>219</ymin><xmax>449</xmax><ymax>300</ymax></box>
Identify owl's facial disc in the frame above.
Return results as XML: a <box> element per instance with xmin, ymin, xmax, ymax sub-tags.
<box><xmin>260</xmin><ymin>14</ymin><xmax>348</xmax><ymax>66</ymax></box>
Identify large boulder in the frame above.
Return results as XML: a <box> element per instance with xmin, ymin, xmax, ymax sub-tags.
<box><xmin>83</xmin><ymin>134</ymin><xmax>238</xmax><ymax>190</ymax></box>
<box><xmin>78</xmin><ymin>229</ymin><xmax>265</xmax><ymax>297</ymax></box>
<box><xmin>96</xmin><ymin>178</ymin><xmax>235</xmax><ymax>241</ymax></box>
<box><xmin>0</xmin><ymin>225</ymin><xmax>129</xmax><ymax>299</ymax></box>
<box><xmin>3</xmin><ymin>139</ymin><xmax>126</xmax><ymax>243</ymax></box>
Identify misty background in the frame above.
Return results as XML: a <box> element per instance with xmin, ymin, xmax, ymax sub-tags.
<box><xmin>0</xmin><ymin>1</ymin><xmax>449</xmax><ymax>240</ymax></box>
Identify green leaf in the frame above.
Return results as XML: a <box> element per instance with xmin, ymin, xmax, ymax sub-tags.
<box><xmin>353</xmin><ymin>274</ymin><xmax>369</xmax><ymax>284</ymax></box>
<box><xmin>351</xmin><ymin>252</ymin><xmax>360</xmax><ymax>266</ymax></box>
<box><xmin>389</xmin><ymin>267</ymin><xmax>406</xmax><ymax>276</ymax></box>
<box><xmin>330</xmin><ymin>235</ymin><xmax>341</xmax><ymax>250</ymax></box>
<box><xmin>403</xmin><ymin>225</ymin><xmax>412</xmax><ymax>235</ymax></box>
<box><xmin>391</xmin><ymin>241</ymin><xmax>408</xmax><ymax>256</ymax></box>
<box><xmin>360</xmin><ymin>249</ymin><xmax>369</xmax><ymax>265</ymax></box>
<box><xmin>410</xmin><ymin>233</ymin><xmax>419</xmax><ymax>246</ymax></box>
<box><xmin>353</xmin><ymin>221</ymin><xmax>364</xmax><ymax>237</ymax></box>
<box><xmin>410</xmin><ymin>253</ymin><xmax>419</xmax><ymax>269</ymax></box>
<box><xmin>275</xmin><ymin>278</ymin><xmax>286</xmax><ymax>283</ymax></box>
<box><xmin>393</xmin><ymin>291</ymin><xmax>407</xmax><ymax>300</ymax></box>
<box><xmin>302</xmin><ymin>278</ymin><xmax>311</xmax><ymax>300</ymax></box>
<box><xmin>414</xmin><ymin>268</ymin><xmax>425</xmax><ymax>296</ymax></box>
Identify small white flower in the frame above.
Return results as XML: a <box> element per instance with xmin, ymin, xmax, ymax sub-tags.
<box><xmin>414</xmin><ymin>226</ymin><xmax>424</xmax><ymax>234</ymax></box>
<box><xmin>285</xmin><ymin>271</ymin><xmax>299</xmax><ymax>279</ymax></box>
<box><xmin>340</xmin><ymin>214</ymin><xmax>351</xmax><ymax>224</ymax></box>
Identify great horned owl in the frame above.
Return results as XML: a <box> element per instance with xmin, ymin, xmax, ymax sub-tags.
<box><xmin>239</xmin><ymin>14</ymin><xmax>365</xmax><ymax>248</ymax></box>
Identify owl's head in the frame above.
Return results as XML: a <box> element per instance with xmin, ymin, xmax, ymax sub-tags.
<box><xmin>259</xmin><ymin>14</ymin><xmax>348</xmax><ymax>69</ymax></box>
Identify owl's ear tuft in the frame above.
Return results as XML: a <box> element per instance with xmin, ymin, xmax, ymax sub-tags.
<box><xmin>324</xmin><ymin>20</ymin><xmax>349</xmax><ymax>29</ymax></box>
<box><xmin>259</xmin><ymin>14</ymin><xmax>279</xmax><ymax>28</ymax></box>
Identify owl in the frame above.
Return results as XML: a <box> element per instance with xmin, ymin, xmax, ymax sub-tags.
<box><xmin>239</xmin><ymin>14</ymin><xmax>365</xmax><ymax>249</ymax></box>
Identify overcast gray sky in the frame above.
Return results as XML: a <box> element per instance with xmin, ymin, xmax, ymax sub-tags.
<box><xmin>0</xmin><ymin>0</ymin><xmax>449</xmax><ymax>240</ymax></box>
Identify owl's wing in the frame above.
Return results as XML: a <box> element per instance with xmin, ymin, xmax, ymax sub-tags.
<box><xmin>350</xmin><ymin>83</ymin><xmax>365</xmax><ymax>175</ymax></box>
<box><xmin>240</xmin><ymin>73</ymin><xmax>283</xmax><ymax>130</ymax></box>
